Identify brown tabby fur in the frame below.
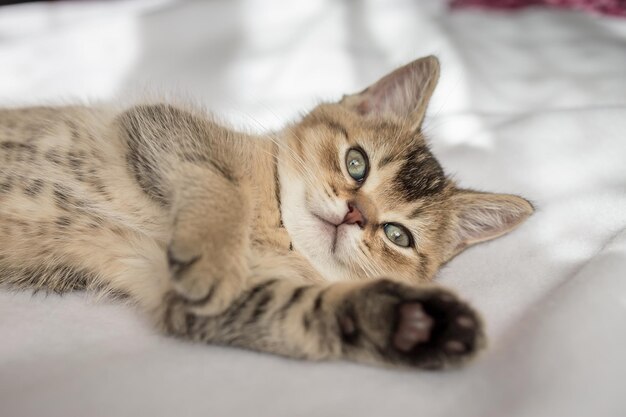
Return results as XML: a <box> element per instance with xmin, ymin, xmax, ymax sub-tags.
<box><xmin>0</xmin><ymin>57</ymin><xmax>533</xmax><ymax>369</ymax></box>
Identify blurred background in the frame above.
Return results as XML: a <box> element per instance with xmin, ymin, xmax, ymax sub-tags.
<box><xmin>0</xmin><ymin>1</ymin><xmax>625</xmax><ymax>417</ymax></box>
<box><xmin>2</xmin><ymin>0</ymin><xmax>625</xmax><ymax>130</ymax></box>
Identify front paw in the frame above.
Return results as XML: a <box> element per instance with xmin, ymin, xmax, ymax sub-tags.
<box><xmin>338</xmin><ymin>279</ymin><xmax>485</xmax><ymax>369</ymax></box>
<box><xmin>166</xmin><ymin>241</ymin><xmax>243</xmax><ymax>315</ymax></box>
<box><xmin>167</xmin><ymin>243</ymin><xmax>207</xmax><ymax>297</ymax></box>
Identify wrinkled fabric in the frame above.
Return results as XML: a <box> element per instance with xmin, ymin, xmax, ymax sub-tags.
<box><xmin>0</xmin><ymin>1</ymin><xmax>625</xmax><ymax>417</ymax></box>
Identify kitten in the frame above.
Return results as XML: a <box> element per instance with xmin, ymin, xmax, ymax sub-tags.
<box><xmin>0</xmin><ymin>56</ymin><xmax>532</xmax><ymax>369</ymax></box>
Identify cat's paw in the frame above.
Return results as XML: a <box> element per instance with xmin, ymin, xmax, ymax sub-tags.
<box><xmin>338</xmin><ymin>279</ymin><xmax>485</xmax><ymax>369</ymax></box>
<box><xmin>166</xmin><ymin>241</ymin><xmax>243</xmax><ymax>316</ymax></box>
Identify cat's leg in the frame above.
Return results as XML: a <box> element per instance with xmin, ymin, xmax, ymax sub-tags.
<box><xmin>160</xmin><ymin>251</ymin><xmax>485</xmax><ymax>370</ymax></box>
<box><xmin>165</xmin><ymin>164</ymin><xmax>251</xmax><ymax>315</ymax></box>
<box><xmin>118</xmin><ymin>104</ymin><xmax>252</xmax><ymax>315</ymax></box>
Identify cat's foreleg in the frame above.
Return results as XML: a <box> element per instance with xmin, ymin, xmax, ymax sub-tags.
<box><xmin>160</xmin><ymin>251</ymin><xmax>485</xmax><ymax>370</ymax></box>
<box><xmin>165</xmin><ymin>163</ymin><xmax>252</xmax><ymax>316</ymax></box>
<box><xmin>118</xmin><ymin>104</ymin><xmax>251</xmax><ymax>315</ymax></box>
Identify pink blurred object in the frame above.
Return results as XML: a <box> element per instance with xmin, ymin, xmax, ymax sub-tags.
<box><xmin>449</xmin><ymin>0</ymin><xmax>626</xmax><ymax>17</ymax></box>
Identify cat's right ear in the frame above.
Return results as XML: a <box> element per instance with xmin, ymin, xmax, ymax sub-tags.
<box><xmin>339</xmin><ymin>55</ymin><xmax>440</xmax><ymax>131</ymax></box>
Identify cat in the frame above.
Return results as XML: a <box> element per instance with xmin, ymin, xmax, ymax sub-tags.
<box><xmin>0</xmin><ymin>56</ymin><xmax>533</xmax><ymax>370</ymax></box>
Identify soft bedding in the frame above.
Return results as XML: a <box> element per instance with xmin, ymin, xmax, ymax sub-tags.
<box><xmin>0</xmin><ymin>1</ymin><xmax>625</xmax><ymax>416</ymax></box>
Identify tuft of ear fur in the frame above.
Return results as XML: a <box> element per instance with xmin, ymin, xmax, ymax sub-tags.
<box><xmin>340</xmin><ymin>55</ymin><xmax>440</xmax><ymax>130</ymax></box>
<box><xmin>448</xmin><ymin>190</ymin><xmax>534</xmax><ymax>258</ymax></box>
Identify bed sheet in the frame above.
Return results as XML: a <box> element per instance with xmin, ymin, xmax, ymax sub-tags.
<box><xmin>1</xmin><ymin>1</ymin><xmax>625</xmax><ymax>416</ymax></box>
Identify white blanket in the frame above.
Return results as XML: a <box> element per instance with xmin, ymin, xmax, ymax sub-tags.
<box><xmin>1</xmin><ymin>1</ymin><xmax>625</xmax><ymax>416</ymax></box>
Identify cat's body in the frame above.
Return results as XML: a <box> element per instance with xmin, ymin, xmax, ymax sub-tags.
<box><xmin>0</xmin><ymin>57</ymin><xmax>532</xmax><ymax>369</ymax></box>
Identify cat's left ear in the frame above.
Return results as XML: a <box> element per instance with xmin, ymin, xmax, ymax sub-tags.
<box><xmin>446</xmin><ymin>189</ymin><xmax>534</xmax><ymax>259</ymax></box>
<box><xmin>340</xmin><ymin>55</ymin><xmax>440</xmax><ymax>130</ymax></box>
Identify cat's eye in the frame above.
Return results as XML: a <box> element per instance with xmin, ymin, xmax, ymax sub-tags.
<box><xmin>345</xmin><ymin>148</ymin><xmax>368</xmax><ymax>182</ymax></box>
<box><xmin>383</xmin><ymin>223</ymin><xmax>412</xmax><ymax>248</ymax></box>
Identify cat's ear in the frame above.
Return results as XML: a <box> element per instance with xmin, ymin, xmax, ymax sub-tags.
<box><xmin>339</xmin><ymin>55</ymin><xmax>440</xmax><ymax>130</ymax></box>
<box><xmin>447</xmin><ymin>189</ymin><xmax>534</xmax><ymax>258</ymax></box>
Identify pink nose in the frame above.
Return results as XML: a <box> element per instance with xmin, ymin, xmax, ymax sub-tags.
<box><xmin>342</xmin><ymin>203</ymin><xmax>366</xmax><ymax>228</ymax></box>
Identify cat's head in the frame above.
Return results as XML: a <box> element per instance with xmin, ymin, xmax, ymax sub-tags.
<box><xmin>278</xmin><ymin>56</ymin><xmax>533</xmax><ymax>282</ymax></box>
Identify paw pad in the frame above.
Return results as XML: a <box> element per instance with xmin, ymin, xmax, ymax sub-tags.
<box><xmin>456</xmin><ymin>316</ymin><xmax>475</xmax><ymax>329</ymax></box>
<box><xmin>444</xmin><ymin>340</ymin><xmax>467</xmax><ymax>354</ymax></box>
<box><xmin>393</xmin><ymin>303</ymin><xmax>434</xmax><ymax>352</ymax></box>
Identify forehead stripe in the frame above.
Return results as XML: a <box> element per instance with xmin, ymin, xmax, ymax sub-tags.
<box><xmin>325</xmin><ymin>120</ymin><xmax>349</xmax><ymax>140</ymax></box>
<box><xmin>394</xmin><ymin>145</ymin><xmax>445</xmax><ymax>201</ymax></box>
<box><xmin>377</xmin><ymin>154</ymin><xmax>397</xmax><ymax>169</ymax></box>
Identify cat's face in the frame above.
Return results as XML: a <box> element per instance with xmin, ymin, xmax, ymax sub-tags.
<box><xmin>279</xmin><ymin>56</ymin><xmax>533</xmax><ymax>282</ymax></box>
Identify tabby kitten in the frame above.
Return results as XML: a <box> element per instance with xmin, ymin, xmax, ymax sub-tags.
<box><xmin>0</xmin><ymin>56</ymin><xmax>532</xmax><ymax>369</ymax></box>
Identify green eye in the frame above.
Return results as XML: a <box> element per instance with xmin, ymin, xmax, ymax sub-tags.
<box><xmin>346</xmin><ymin>148</ymin><xmax>368</xmax><ymax>182</ymax></box>
<box><xmin>383</xmin><ymin>223</ymin><xmax>412</xmax><ymax>248</ymax></box>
